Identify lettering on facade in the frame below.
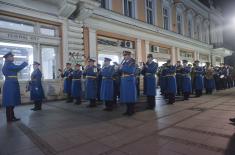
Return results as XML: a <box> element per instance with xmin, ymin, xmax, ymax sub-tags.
<box><xmin>7</xmin><ymin>33</ymin><xmax>38</xmax><ymax>42</ymax></box>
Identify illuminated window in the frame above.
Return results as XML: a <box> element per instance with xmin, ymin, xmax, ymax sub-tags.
<box><xmin>41</xmin><ymin>46</ymin><xmax>57</xmax><ymax>79</ymax></box>
<box><xmin>0</xmin><ymin>42</ymin><xmax>33</xmax><ymax>80</ymax></box>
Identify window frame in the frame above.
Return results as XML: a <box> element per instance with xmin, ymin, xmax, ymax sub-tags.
<box><xmin>101</xmin><ymin>0</ymin><xmax>112</xmax><ymax>10</ymax></box>
<box><xmin>123</xmin><ymin>0</ymin><xmax>136</xmax><ymax>19</ymax></box>
<box><xmin>0</xmin><ymin>16</ymin><xmax>35</xmax><ymax>33</ymax></box>
<box><xmin>163</xmin><ymin>7</ymin><xmax>170</xmax><ymax>30</ymax></box>
<box><xmin>145</xmin><ymin>0</ymin><xmax>156</xmax><ymax>25</ymax></box>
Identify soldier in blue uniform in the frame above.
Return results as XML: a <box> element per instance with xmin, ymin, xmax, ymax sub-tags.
<box><xmin>60</xmin><ymin>63</ymin><xmax>73</xmax><ymax>103</ymax></box>
<box><xmin>71</xmin><ymin>64</ymin><xmax>82</xmax><ymax>105</ymax></box>
<box><xmin>97</xmin><ymin>64</ymin><xmax>102</xmax><ymax>103</ymax></box>
<box><xmin>120</xmin><ymin>51</ymin><xmax>137</xmax><ymax>116</ymax></box>
<box><xmin>175</xmin><ymin>61</ymin><xmax>182</xmax><ymax>96</ymax></box>
<box><xmin>193</xmin><ymin>60</ymin><xmax>204</xmax><ymax>97</ymax></box>
<box><xmin>164</xmin><ymin>60</ymin><xmax>176</xmax><ymax>104</ymax></box>
<box><xmin>158</xmin><ymin>64</ymin><xmax>167</xmax><ymax>96</ymax></box>
<box><xmin>113</xmin><ymin>62</ymin><xmax>121</xmax><ymax>106</ymax></box>
<box><xmin>84</xmin><ymin>58</ymin><xmax>97</xmax><ymax>107</ymax></box>
<box><xmin>100</xmin><ymin>58</ymin><xmax>115</xmax><ymax>111</ymax></box>
<box><xmin>141</xmin><ymin>54</ymin><xmax>158</xmax><ymax>110</ymax></box>
<box><xmin>30</xmin><ymin>61</ymin><xmax>45</xmax><ymax>111</ymax></box>
<box><xmin>181</xmin><ymin>60</ymin><xmax>192</xmax><ymax>100</ymax></box>
<box><xmin>2</xmin><ymin>52</ymin><xmax>28</xmax><ymax>122</ymax></box>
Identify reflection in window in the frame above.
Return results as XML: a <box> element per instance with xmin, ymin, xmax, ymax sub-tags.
<box><xmin>40</xmin><ymin>27</ymin><xmax>55</xmax><ymax>36</ymax></box>
<box><xmin>0</xmin><ymin>19</ymin><xmax>34</xmax><ymax>32</ymax></box>
<box><xmin>41</xmin><ymin>47</ymin><xmax>56</xmax><ymax>79</ymax></box>
<box><xmin>0</xmin><ymin>42</ymin><xmax>33</xmax><ymax>80</ymax></box>
<box><xmin>163</xmin><ymin>7</ymin><xmax>169</xmax><ymax>30</ymax></box>
<box><xmin>124</xmin><ymin>0</ymin><xmax>135</xmax><ymax>18</ymax></box>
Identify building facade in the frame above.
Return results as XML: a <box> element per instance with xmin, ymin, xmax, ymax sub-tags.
<box><xmin>0</xmin><ymin>0</ymin><xmax>233</xmax><ymax>103</ymax></box>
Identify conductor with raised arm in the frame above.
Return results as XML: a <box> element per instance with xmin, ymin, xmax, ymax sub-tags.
<box><xmin>2</xmin><ymin>52</ymin><xmax>28</xmax><ymax>122</ymax></box>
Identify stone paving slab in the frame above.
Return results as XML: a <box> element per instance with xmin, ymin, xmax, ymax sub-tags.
<box><xmin>1</xmin><ymin>88</ymin><xmax>235</xmax><ymax>155</ymax></box>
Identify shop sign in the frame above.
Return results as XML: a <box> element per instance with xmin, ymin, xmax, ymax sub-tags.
<box><xmin>0</xmin><ymin>31</ymin><xmax>39</xmax><ymax>43</ymax></box>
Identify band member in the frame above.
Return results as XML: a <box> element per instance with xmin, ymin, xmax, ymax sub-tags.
<box><xmin>135</xmin><ymin>64</ymin><xmax>141</xmax><ymax>97</ymax></box>
<box><xmin>181</xmin><ymin>60</ymin><xmax>192</xmax><ymax>100</ymax></box>
<box><xmin>60</xmin><ymin>63</ymin><xmax>73</xmax><ymax>103</ymax></box>
<box><xmin>141</xmin><ymin>54</ymin><xmax>158</xmax><ymax>110</ymax></box>
<box><xmin>120</xmin><ymin>51</ymin><xmax>137</xmax><ymax>116</ymax></box>
<box><xmin>158</xmin><ymin>64</ymin><xmax>167</xmax><ymax>96</ymax></box>
<box><xmin>204</xmin><ymin>62</ymin><xmax>215</xmax><ymax>94</ymax></box>
<box><xmin>97</xmin><ymin>64</ymin><xmax>102</xmax><ymax>102</ymax></box>
<box><xmin>194</xmin><ymin>60</ymin><xmax>204</xmax><ymax>97</ymax></box>
<box><xmin>164</xmin><ymin>60</ymin><xmax>177</xmax><ymax>104</ymax></box>
<box><xmin>100</xmin><ymin>58</ymin><xmax>115</xmax><ymax>111</ymax></box>
<box><xmin>2</xmin><ymin>52</ymin><xmax>28</xmax><ymax>122</ymax></box>
<box><xmin>175</xmin><ymin>60</ymin><xmax>182</xmax><ymax>96</ymax></box>
<box><xmin>71</xmin><ymin>64</ymin><xmax>82</xmax><ymax>105</ymax></box>
<box><xmin>113</xmin><ymin>62</ymin><xmax>121</xmax><ymax>106</ymax></box>
<box><xmin>30</xmin><ymin>61</ymin><xmax>45</xmax><ymax>111</ymax></box>
<box><xmin>84</xmin><ymin>58</ymin><xmax>97</xmax><ymax>107</ymax></box>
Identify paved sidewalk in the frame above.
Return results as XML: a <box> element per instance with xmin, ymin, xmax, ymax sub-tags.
<box><xmin>0</xmin><ymin>89</ymin><xmax>235</xmax><ymax>155</ymax></box>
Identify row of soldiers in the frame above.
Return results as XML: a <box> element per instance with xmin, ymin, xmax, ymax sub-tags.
<box><xmin>2</xmin><ymin>50</ymin><xmax>235</xmax><ymax>122</ymax></box>
<box><xmin>61</xmin><ymin>51</ymin><xmax>158</xmax><ymax>116</ymax></box>
<box><xmin>158</xmin><ymin>59</ymin><xmax>235</xmax><ymax>104</ymax></box>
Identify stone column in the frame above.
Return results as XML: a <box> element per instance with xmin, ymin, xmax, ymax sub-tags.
<box><xmin>171</xmin><ymin>46</ymin><xmax>176</xmax><ymax>65</ymax></box>
<box><xmin>136</xmin><ymin>39</ymin><xmax>142</xmax><ymax>63</ymax></box>
<box><xmin>145</xmin><ymin>40</ymin><xmax>150</xmax><ymax>59</ymax></box>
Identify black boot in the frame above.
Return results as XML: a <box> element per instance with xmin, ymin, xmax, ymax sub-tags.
<box><xmin>75</xmin><ymin>97</ymin><xmax>81</xmax><ymax>105</ymax></box>
<box><xmin>123</xmin><ymin>104</ymin><xmax>130</xmax><ymax>115</ymax></box>
<box><xmin>31</xmin><ymin>101</ymin><xmax>38</xmax><ymax>111</ymax></box>
<box><xmin>6</xmin><ymin>107</ymin><xmax>11</xmax><ymax>122</ymax></box>
<box><xmin>10</xmin><ymin>107</ymin><xmax>20</xmax><ymax>122</ymax></box>
<box><xmin>129</xmin><ymin>104</ymin><xmax>135</xmax><ymax>116</ymax></box>
<box><xmin>66</xmin><ymin>94</ymin><xmax>73</xmax><ymax>103</ymax></box>
<box><xmin>87</xmin><ymin>99</ymin><xmax>96</xmax><ymax>108</ymax></box>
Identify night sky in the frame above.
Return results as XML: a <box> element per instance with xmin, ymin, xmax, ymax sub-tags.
<box><xmin>200</xmin><ymin>0</ymin><xmax>235</xmax><ymax>65</ymax></box>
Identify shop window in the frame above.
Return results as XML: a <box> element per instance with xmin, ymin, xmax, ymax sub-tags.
<box><xmin>124</xmin><ymin>0</ymin><xmax>135</xmax><ymax>18</ymax></box>
<box><xmin>146</xmin><ymin>0</ymin><xmax>154</xmax><ymax>25</ymax></box>
<box><xmin>40</xmin><ymin>26</ymin><xmax>56</xmax><ymax>36</ymax></box>
<box><xmin>0</xmin><ymin>18</ymin><xmax>34</xmax><ymax>33</ymax></box>
<box><xmin>98</xmin><ymin>53</ymin><xmax>120</xmax><ymax>66</ymax></box>
<box><xmin>163</xmin><ymin>7</ymin><xmax>169</xmax><ymax>30</ymax></box>
<box><xmin>0</xmin><ymin>42</ymin><xmax>33</xmax><ymax>80</ymax></box>
<box><xmin>180</xmin><ymin>51</ymin><xmax>193</xmax><ymax>58</ymax></box>
<box><xmin>41</xmin><ymin>46</ymin><xmax>57</xmax><ymax>79</ymax></box>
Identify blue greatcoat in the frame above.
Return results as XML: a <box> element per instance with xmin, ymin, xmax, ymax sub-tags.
<box><xmin>181</xmin><ymin>66</ymin><xmax>192</xmax><ymax>93</ymax></box>
<box><xmin>71</xmin><ymin>70</ymin><xmax>82</xmax><ymax>98</ymax></box>
<box><xmin>62</xmin><ymin>69</ymin><xmax>73</xmax><ymax>94</ymax></box>
<box><xmin>159</xmin><ymin>67</ymin><xmax>167</xmax><ymax>94</ymax></box>
<box><xmin>100</xmin><ymin>65</ymin><xmax>115</xmax><ymax>101</ymax></box>
<box><xmin>194</xmin><ymin>66</ymin><xmax>204</xmax><ymax>90</ymax></box>
<box><xmin>2</xmin><ymin>61</ymin><xmax>28</xmax><ymax>107</ymax></box>
<box><xmin>165</xmin><ymin>65</ymin><xmax>177</xmax><ymax>95</ymax></box>
<box><xmin>84</xmin><ymin>65</ymin><xmax>97</xmax><ymax>100</ymax></box>
<box><xmin>120</xmin><ymin>59</ymin><xmax>137</xmax><ymax>104</ymax></box>
<box><xmin>30</xmin><ymin>68</ymin><xmax>45</xmax><ymax>101</ymax></box>
<box><xmin>142</xmin><ymin>61</ymin><xmax>158</xmax><ymax>96</ymax></box>
<box><xmin>176</xmin><ymin>65</ymin><xmax>182</xmax><ymax>93</ymax></box>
